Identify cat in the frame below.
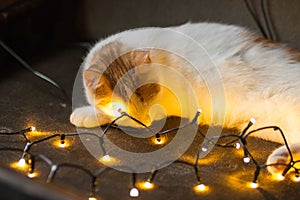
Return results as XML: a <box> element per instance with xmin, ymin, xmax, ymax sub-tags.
<box><xmin>70</xmin><ymin>22</ymin><xmax>300</xmax><ymax>175</ymax></box>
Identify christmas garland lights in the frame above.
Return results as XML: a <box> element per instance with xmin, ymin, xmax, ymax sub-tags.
<box><xmin>1</xmin><ymin>110</ymin><xmax>300</xmax><ymax>200</ymax></box>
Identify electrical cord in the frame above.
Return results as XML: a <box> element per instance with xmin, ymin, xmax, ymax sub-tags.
<box><xmin>244</xmin><ymin>0</ymin><xmax>276</xmax><ymax>41</ymax></box>
<box><xmin>0</xmin><ymin>40</ymin><xmax>71</xmax><ymax>104</ymax></box>
<box><xmin>244</xmin><ymin>0</ymin><xmax>268</xmax><ymax>38</ymax></box>
<box><xmin>260</xmin><ymin>0</ymin><xmax>275</xmax><ymax>40</ymax></box>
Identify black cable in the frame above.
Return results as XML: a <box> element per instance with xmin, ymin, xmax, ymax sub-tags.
<box><xmin>1</xmin><ymin>112</ymin><xmax>300</xmax><ymax>194</ymax></box>
<box><xmin>260</xmin><ymin>0</ymin><xmax>275</xmax><ymax>40</ymax></box>
<box><xmin>0</xmin><ymin>40</ymin><xmax>71</xmax><ymax>104</ymax></box>
<box><xmin>244</xmin><ymin>0</ymin><xmax>268</xmax><ymax>38</ymax></box>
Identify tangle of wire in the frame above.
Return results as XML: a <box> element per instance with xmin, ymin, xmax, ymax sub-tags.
<box><xmin>244</xmin><ymin>0</ymin><xmax>276</xmax><ymax>40</ymax></box>
<box><xmin>0</xmin><ymin>40</ymin><xmax>71</xmax><ymax>104</ymax></box>
<box><xmin>1</xmin><ymin>110</ymin><xmax>299</xmax><ymax>199</ymax></box>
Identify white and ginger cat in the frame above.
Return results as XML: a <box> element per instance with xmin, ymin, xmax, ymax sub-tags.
<box><xmin>70</xmin><ymin>22</ymin><xmax>300</xmax><ymax>175</ymax></box>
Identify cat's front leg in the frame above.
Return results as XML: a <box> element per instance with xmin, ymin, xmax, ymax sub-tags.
<box><xmin>70</xmin><ymin>106</ymin><xmax>112</xmax><ymax>128</ymax></box>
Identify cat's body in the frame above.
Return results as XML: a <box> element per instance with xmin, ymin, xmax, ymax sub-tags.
<box><xmin>71</xmin><ymin>22</ymin><xmax>300</xmax><ymax>174</ymax></box>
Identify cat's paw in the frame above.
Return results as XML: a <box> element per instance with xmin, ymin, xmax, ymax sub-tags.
<box><xmin>266</xmin><ymin>144</ymin><xmax>300</xmax><ymax>175</ymax></box>
<box><xmin>70</xmin><ymin>106</ymin><xmax>111</xmax><ymax>128</ymax></box>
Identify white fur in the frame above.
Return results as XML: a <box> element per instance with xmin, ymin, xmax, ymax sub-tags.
<box><xmin>79</xmin><ymin>22</ymin><xmax>300</xmax><ymax>144</ymax></box>
<box><xmin>71</xmin><ymin>22</ymin><xmax>300</xmax><ymax>172</ymax></box>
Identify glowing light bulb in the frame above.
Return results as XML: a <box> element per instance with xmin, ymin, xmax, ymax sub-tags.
<box><xmin>27</xmin><ymin>172</ymin><xmax>37</xmax><ymax>178</ymax></box>
<box><xmin>112</xmin><ymin>101</ymin><xmax>126</xmax><ymax>117</ymax></box>
<box><xmin>276</xmin><ymin>174</ymin><xmax>285</xmax><ymax>181</ymax></box>
<box><xmin>144</xmin><ymin>181</ymin><xmax>154</xmax><ymax>189</ymax></box>
<box><xmin>153</xmin><ymin>135</ymin><xmax>165</xmax><ymax>145</ymax></box>
<box><xmin>88</xmin><ymin>196</ymin><xmax>97</xmax><ymax>200</ymax></box>
<box><xmin>17</xmin><ymin>158</ymin><xmax>26</xmax><ymax>168</ymax></box>
<box><xmin>201</xmin><ymin>147</ymin><xmax>208</xmax><ymax>152</ymax></box>
<box><xmin>294</xmin><ymin>175</ymin><xmax>300</xmax><ymax>182</ymax></box>
<box><xmin>250</xmin><ymin>118</ymin><xmax>256</xmax><ymax>124</ymax></box>
<box><xmin>129</xmin><ymin>187</ymin><xmax>139</xmax><ymax>197</ymax></box>
<box><xmin>249</xmin><ymin>182</ymin><xmax>258</xmax><ymax>188</ymax></box>
<box><xmin>243</xmin><ymin>157</ymin><xmax>251</xmax><ymax>163</ymax></box>
<box><xmin>30</xmin><ymin>126</ymin><xmax>36</xmax><ymax>132</ymax></box>
<box><xmin>102</xmin><ymin>155</ymin><xmax>111</xmax><ymax>162</ymax></box>
<box><xmin>155</xmin><ymin>137</ymin><xmax>165</xmax><ymax>145</ymax></box>
<box><xmin>235</xmin><ymin>143</ymin><xmax>241</xmax><ymax>150</ymax></box>
<box><xmin>59</xmin><ymin>140</ymin><xmax>66</xmax><ymax>148</ymax></box>
<box><xmin>195</xmin><ymin>183</ymin><xmax>207</xmax><ymax>192</ymax></box>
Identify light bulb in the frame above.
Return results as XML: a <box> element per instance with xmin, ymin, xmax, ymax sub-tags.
<box><xmin>250</xmin><ymin>118</ymin><xmax>256</xmax><ymax>124</ymax></box>
<box><xmin>54</xmin><ymin>139</ymin><xmax>69</xmax><ymax>148</ymax></box>
<box><xmin>144</xmin><ymin>181</ymin><xmax>154</xmax><ymax>189</ymax></box>
<box><xmin>27</xmin><ymin>172</ymin><xmax>37</xmax><ymax>178</ymax></box>
<box><xmin>153</xmin><ymin>135</ymin><xmax>165</xmax><ymax>145</ymax></box>
<box><xmin>250</xmin><ymin>182</ymin><xmax>258</xmax><ymax>188</ymax></box>
<box><xmin>17</xmin><ymin>158</ymin><xmax>26</xmax><ymax>168</ymax></box>
<box><xmin>195</xmin><ymin>183</ymin><xmax>206</xmax><ymax>192</ymax></box>
<box><xmin>201</xmin><ymin>147</ymin><xmax>208</xmax><ymax>152</ymax></box>
<box><xmin>30</xmin><ymin>126</ymin><xmax>36</xmax><ymax>132</ymax></box>
<box><xmin>276</xmin><ymin>174</ymin><xmax>285</xmax><ymax>181</ymax></box>
<box><xmin>294</xmin><ymin>175</ymin><xmax>300</xmax><ymax>182</ymax></box>
<box><xmin>102</xmin><ymin>155</ymin><xmax>111</xmax><ymax>162</ymax></box>
<box><xmin>129</xmin><ymin>187</ymin><xmax>139</xmax><ymax>197</ymax></box>
<box><xmin>112</xmin><ymin>101</ymin><xmax>126</xmax><ymax>117</ymax></box>
<box><xmin>88</xmin><ymin>196</ymin><xmax>97</xmax><ymax>200</ymax></box>
<box><xmin>235</xmin><ymin>143</ymin><xmax>241</xmax><ymax>149</ymax></box>
<box><xmin>59</xmin><ymin>141</ymin><xmax>66</xmax><ymax>148</ymax></box>
<box><xmin>243</xmin><ymin>157</ymin><xmax>251</xmax><ymax>163</ymax></box>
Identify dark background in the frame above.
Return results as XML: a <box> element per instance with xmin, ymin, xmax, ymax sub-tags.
<box><xmin>1</xmin><ymin>0</ymin><xmax>300</xmax><ymax>54</ymax></box>
<box><xmin>1</xmin><ymin>0</ymin><xmax>300</xmax><ymax>200</ymax></box>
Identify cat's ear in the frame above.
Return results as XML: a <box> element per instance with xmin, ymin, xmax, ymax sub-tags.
<box><xmin>130</xmin><ymin>50</ymin><xmax>151</xmax><ymax>66</ymax></box>
<box><xmin>83</xmin><ymin>69</ymin><xmax>102</xmax><ymax>90</ymax></box>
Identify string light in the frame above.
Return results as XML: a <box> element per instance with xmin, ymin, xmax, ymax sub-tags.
<box><xmin>112</xmin><ymin>101</ymin><xmax>126</xmax><ymax>117</ymax></box>
<box><xmin>294</xmin><ymin>175</ymin><xmax>300</xmax><ymax>182</ymax></box>
<box><xmin>249</xmin><ymin>182</ymin><xmax>259</xmax><ymax>189</ymax></box>
<box><xmin>143</xmin><ymin>180</ymin><xmax>154</xmax><ymax>190</ymax></box>
<box><xmin>235</xmin><ymin>142</ymin><xmax>241</xmax><ymax>150</ymax></box>
<box><xmin>201</xmin><ymin>146</ymin><xmax>208</xmax><ymax>152</ymax></box>
<box><xmin>152</xmin><ymin>136</ymin><xmax>165</xmax><ymax>145</ymax></box>
<box><xmin>27</xmin><ymin>172</ymin><xmax>38</xmax><ymax>178</ymax></box>
<box><xmin>275</xmin><ymin>174</ymin><xmax>285</xmax><ymax>181</ymax></box>
<box><xmin>250</xmin><ymin>118</ymin><xmax>256</xmax><ymax>125</ymax></box>
<box><xmin>129</xmin><ymin>188</ymin><xmax>139</xmax><ymax>197</ymax></box>
<box><xmin>30</xmin><ymin>126</ymin><xmax>36</xmax><ymax>132</ymax></box>
<box><xmin>60</xmin><ymin>141</ymin><xmax>66</xmax><ymax>148</ymax></box>
<box><xmin>243</xmin><ymin>157</ymin><xmax>251</xmax><ymax>163</ymax></box>
<box><xmin>88</xmin><ymin>196</ymin><xmax>97</xmax><ymax>200</ymax></box>
<box><xmin>194</xmin><ymin>183</ymin><xmax>207</xmax><ymax>192</ymax></box>
<box><xmin>17</xmin><ymin>158</ymin><xmax>26</xmax><ymax>168</ymax></box>
<box><xmin>155</xmin><ymin>133</ymin><xmax>162</xmax><ymax>144</ymax></box>
<box><xmin>1</xmin><ymin>111</ymin><xmax>300</xmax><ymax>199</ymax></box>
<box><xmin>59</xmin><ymin>134</ymin><xmax>66</xmax><ymax>148</ymax></box>
<box><xmin>102</xmin><ymin>155</ymin><xmax>111</xmax><ymax>162</ymax></box>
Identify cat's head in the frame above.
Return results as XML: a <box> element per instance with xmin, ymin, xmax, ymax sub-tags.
<box><xmin>83</xmin><ymin>41</ymin><xmax>160</xmax><ymax>125</ymax></box>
